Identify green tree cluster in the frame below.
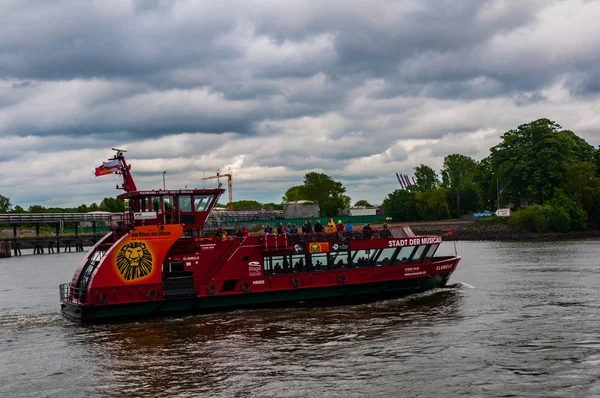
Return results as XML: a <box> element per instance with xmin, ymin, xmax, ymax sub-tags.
<box><xmin>282</xmin><ymin>172</ymin><xmax>351</xmax><ymax>217</ymax></box>
<box><xmin>382</xmin><ymin>118</ymin><xmax>599</xmax><ymax>231</ymax></box>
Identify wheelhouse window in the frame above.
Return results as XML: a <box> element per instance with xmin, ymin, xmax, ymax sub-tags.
<box><xmin>179</xmin><ymin>195</ymin><xmax>193</xmax><ymax>212</ymax></box>
<box><xmin>152</xmin><ymin>196</ymin><xmax>162</xmax><ymax>212</ymax></box>
<box><xmin>163</xmin><ymin>196</ymin><xmax>174</xmax><ymax>211</ymax></box>
<box><xmin>194</xmin><ymin>195</ymin><xmax>213</xmax><ymax>211</ymax></box>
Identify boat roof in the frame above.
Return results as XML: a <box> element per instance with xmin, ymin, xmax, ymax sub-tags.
<box><xmin>117</xmin><ymin>188</ymin><xmax>225</xmax><ymax>199</ymax></box>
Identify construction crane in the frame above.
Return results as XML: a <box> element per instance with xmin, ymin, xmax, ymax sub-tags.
<box><xmin>202</xmin><ymin>168</ymin><xmax>234</xmax><ymax>211</ymax></box>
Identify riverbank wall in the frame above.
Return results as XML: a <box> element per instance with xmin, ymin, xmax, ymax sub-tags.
<box><xmin>405</xmin><ymin>219</ymin><xmax>600</xmax><ymax>241</ymax></box>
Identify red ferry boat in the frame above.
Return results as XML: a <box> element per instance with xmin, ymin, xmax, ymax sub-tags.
<box><xmin>60</xmin><ymin>151</ymin><xmax>461</xmax><ymax>322</ymax></box>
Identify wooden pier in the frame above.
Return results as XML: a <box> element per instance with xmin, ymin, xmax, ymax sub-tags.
<box><xmin>0</xmin><ymin>212</ymin><xmax>119</xmax><ymax>258</ymax></box>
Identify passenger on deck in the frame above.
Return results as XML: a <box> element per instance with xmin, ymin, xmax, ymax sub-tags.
<box><xmin>336</xmin><ymin>220</ymin><xmax>344</xmax><ymax>238</ymax></box>
<box><xmin>302</xmin><ymin>221</ymin><xmax>308</xmax><ymax>234</ymax></box>
<box><xmin>264</xmin><ymin>224</ymin><xmax>271</xmax><ymax>234</ymax></box>
<box><xmin>345</xmin><ymin>221</ymin><xmax>353</xmax><ymax>232</ymax></box>
<box><xmin>314</xmin><ymin>220</ymin><xmax>323</xmax><ymax>233</ymax></box>
<box><xmin>241</xmin><ymin>226</ymin><xmax>249</xmax><ymax>237</ymax></box>
<box><xmin>362</xmin><ymin>223</ymin><xmax>372</xmax><ymax>238</ymax></box>
<box><xmin>306</xmin><ymin>220</ymin><xmax>313</xmax><ymax>233</ymax></box>
<box><xmin>235</xmin><ymin>227</ymin><xmax>243</xmax><ymax>237</ymax></box>
<box><xmin>274</xmin><ymin>263</ymin><xmax>282</xmax><ymax>273</ymax></box>
<box><xmin>381</xmin><ymin>223</ymin><xmax>390</xmax><ymax>238</ymax></box>
<box><xmin>277</xmin><ymin>222</ymin><xmax>284</xmax><ymax>234</ymax></box>
<box><xmin>327</xmin><ymin>218</ymin><xmax>336</xmax><ymax>234</ymax></box>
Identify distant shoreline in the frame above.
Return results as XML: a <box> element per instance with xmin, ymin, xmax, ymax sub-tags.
<box><xmin>404</xmin><ymin>220</ymin><xmax>600</xmax><ymax>242</ymax></box>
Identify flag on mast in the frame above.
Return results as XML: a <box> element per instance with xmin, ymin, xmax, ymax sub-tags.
<box><xmin>94</xmin><ymin>159</ymin><xmax>122</xmax><ymax>177</ymax></box>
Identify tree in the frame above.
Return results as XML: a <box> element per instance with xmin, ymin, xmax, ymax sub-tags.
<box><xmin>441</xmin><ymin>154</ymin><xmax>478</xmax><ymax>216</ymax></box>
<box><xmin>28</xmin><ymin>205</ymin><xmax>46</xmax><ymax>213</ymax></box>
<box><xmin>473</xmin><ymin>157</ymin><xmax>497</xmax><ymax>210</ymax></box>
<box><xmin>11</xmin><ymin>205</ymin><xmax>26</xmax><ymax>213</ymax></box>
<box><xmin>99</xmin><ymin>197</ymin><xmax>126</xmax><ymax>212</ymax></box>
<box><xmin>263</xmin><ymin>202</ymin><xmax>284</xmax><ymax>210</ymax></box>
<box><xmin>232</xmin><ymin>200</ymin><xmax>263</xmax><ymax>211</ymax></box>
<box><xmin>354</xmin><ymin>200</ymin><xmax>373</xmax><ymax>207</ymax></box>
<box><xmin>290</xmin><ymin>172</ymin><xmax>351</xmax><ymax>216</ymax></box>
<box><xmin>489</xmin><ymin>119</ymin><xmax>595</xmax><ymax>205</ymax></box>
<box><xmin>413</xmin><ymin>164</ymin><xmax>438</xmax><ymax>193</ymax></box>
<box><xmin>415</xmin><ymin>188</ymin><xmax>451</xmax><ymax>220</ymax></box>
<box><xmin>383</xmin><ymin>190</ymin><xmax>417</xmax><ymax>222</ymax></box>
<box><xmin>0</xmin><ymin>195</ymin><xmax>11</xmax><ymax>213</ymax></box>
<box><xmin>282</xmin><ymin>185</ymin><xmax>306</xmax><ymax>202</ymax></box>
<box><xmin>563</xmin><ymin>162</ymin><xmax>600</xmax><ymax>228</ymax></box>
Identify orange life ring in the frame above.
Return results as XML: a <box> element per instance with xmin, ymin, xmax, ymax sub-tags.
<box><xmin>207</xmin><ymin>285</ymin><xmax>217</xmax><ymax>295</ymax></box>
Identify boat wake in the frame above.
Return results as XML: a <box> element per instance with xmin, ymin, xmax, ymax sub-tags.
<box><xmin>445</xmin><ymin>282</ymin><xmax>475</xmax><ymax>289</ymax></box>
<box><xmin>0</xmin><ymin>312</ymin><xmax>63</xmax><ymax>330</ymax></box>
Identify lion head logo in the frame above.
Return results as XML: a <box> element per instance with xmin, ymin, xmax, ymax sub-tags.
<box><xmin>116</xmin><ymin>242</ymin><xmax>153</xmax><ymax>281</ymax></box>
<box><xmin>309</xmin><ymin>243</ymin><xmax>322</xmax><ymax>253</ymax></box>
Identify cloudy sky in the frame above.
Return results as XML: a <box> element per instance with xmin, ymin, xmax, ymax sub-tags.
<box><xmin>1</xmin><ymin>0</ymin><xmax>600</xmax><ymax>208</ymax></box>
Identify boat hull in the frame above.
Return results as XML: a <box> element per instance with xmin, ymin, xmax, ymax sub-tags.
<box><xmin>60</xmin><ymin>272</ymin><xmax>453</xmax><ymax>322</ymax></box>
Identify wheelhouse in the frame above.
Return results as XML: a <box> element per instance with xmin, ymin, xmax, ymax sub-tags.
<box><xmin>117</xmin><ymin>188</ymin><xmax>224</xmax><ymax>234</ymax></box>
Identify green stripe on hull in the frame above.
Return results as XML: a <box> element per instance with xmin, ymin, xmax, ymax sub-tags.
<box><xmin>70</xmin><ymin>273</ymin><xmax>452</xmax><ymax>322</ymax></box>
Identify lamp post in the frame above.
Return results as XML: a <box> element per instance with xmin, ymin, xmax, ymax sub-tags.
<box><xmin>163</xmin><ymin>171</ymin><xmax>166</xmax><ymax>190</ymax></box>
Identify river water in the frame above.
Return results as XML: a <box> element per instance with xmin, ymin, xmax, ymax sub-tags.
<box><xmin>2</xmin><ymin>240</ymin><xmax>600</xmax><ymax>397</ymax></box>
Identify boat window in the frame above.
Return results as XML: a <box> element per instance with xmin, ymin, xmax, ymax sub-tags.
<box><xmin>423</xmin><ymin>244</ymin><xmax>439</xmax><ymax>261</ymax></box>
<box><xmin>194</xmin><ymin>195</ymin><xmax>213</xmax><ymax>212</ymax></box>
<box><xmin>395</xmin><ymin>246</ymin><xmax>416</xmax><ymax>265</ymax></box>
<box><xmin>351</xmin><ymin>249</ymin><xmax>376</xmax><ymax>267</ymax></box>
<box><xmin>163</xmin><ymin>196</ymin><xmax>174</xmax><ymax>211</ymax></box>
<box><xmin>376</xmin><ymin>248</ymin><xmax>399</xmax><ymax>266</ymax></box>
<box><xmin>152</xmin><ymin>196</ymin><xmax>162</xmax><ymax>212</ymax></box>
<box><xmin>310</xmin><ymin>253</ymin><xmax>328</xmax><ymax>271</ymax></box>
<box><xmin>264</xmin><ymin>255</ymin><xmax>286</xmax><ymax>275</ymax></box>
<box><xmin>179</xmin><ymin>195</ymin><xmax>193</xmax><ymax>212</ymax></box>
<box><xmin>329</xmin><ymin>251</ymin><xmax>350</xmax><ymax>269</ymax></box>
<box><xmin>410</xmin><ymin>245</ymin><xmax>427</xmax><ymax>263</ymax></box>
<box><xmin>287</xmin><ymin>254</ymin><xmax>306</xmax><ymax>273</ymax></box>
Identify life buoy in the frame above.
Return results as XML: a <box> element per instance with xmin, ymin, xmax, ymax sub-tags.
<box><xmin>292</xmin><ymin>277</ymin><xmax>301</xmax><ymax>288</ymax></box>
<box><xmin>241</xmin><ymin>282</ymin><xmax>251</xmax><ymax>293</ymax></box>
<box><xmin>98</xmin><ymin>293</ymin><xmax>108</xmax><ymax>304</ymax></box>
<box><xmin>207</xmin><ymin>285</ymin><xmax>217</xmax><ymax>295</ymax></box>
<box><xmin>147</xmin><ymin>289</ymin><xmax>158</xmax><ymax>300</ymax></box>
<box><xmin>338</xmin><ymin>274</ymin><xmax>347</xmax><ymax>284</ymax></box>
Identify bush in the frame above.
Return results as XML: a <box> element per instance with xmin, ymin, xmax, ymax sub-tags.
<box><xmin>510</xmin><ymin>206</ymin><xmax>550</xmax><ymax>232</ymax></box>
<box><xmin>550</xmin><ymin>189</ymin><xmax>587</xmax><ymax>230</ymax></box>
<box><xmin>477</xmin><ymin>216</ymin><xmax>508</xmax><ymax>225</ymax></box>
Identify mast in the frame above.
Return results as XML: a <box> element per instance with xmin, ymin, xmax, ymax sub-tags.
<box><xmin>112</xmin><ymin>148</ymin><xmax>138</xmax><ymax>192</ymax></box>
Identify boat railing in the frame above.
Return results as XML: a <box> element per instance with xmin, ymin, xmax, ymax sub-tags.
<box><xmin>59</xmin><ymin>282</ymin><xmax>87</xmax><ymax>303</ymax></box>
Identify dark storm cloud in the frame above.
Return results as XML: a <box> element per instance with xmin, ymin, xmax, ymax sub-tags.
<box><xmin>2</xmin><ymin>0</ymin><xmax>600</xmax><ymax>208</ymax></box>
